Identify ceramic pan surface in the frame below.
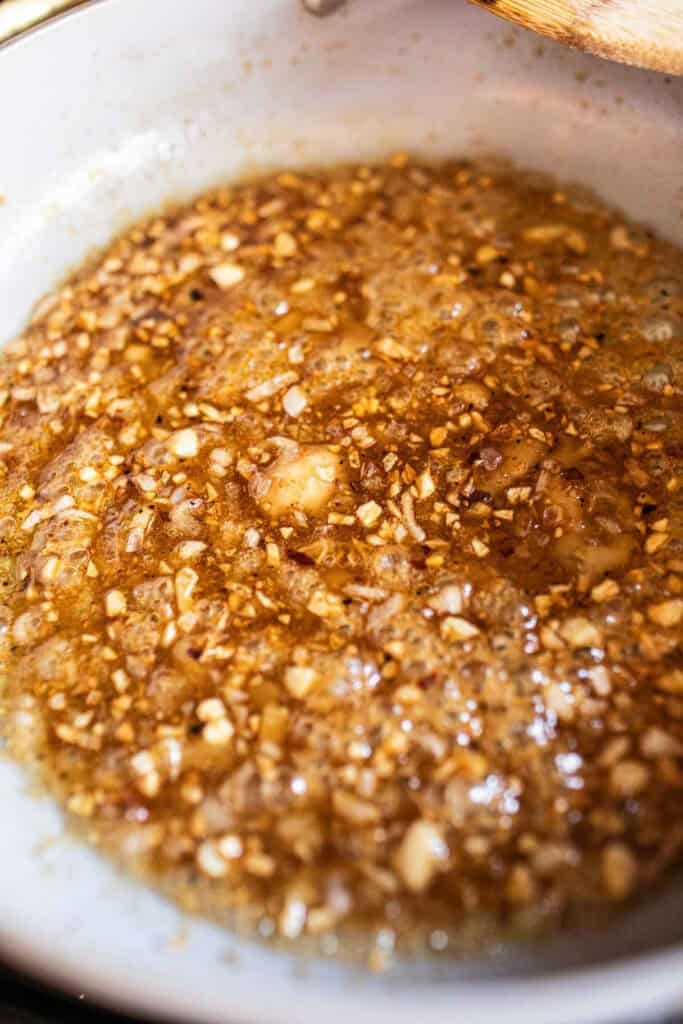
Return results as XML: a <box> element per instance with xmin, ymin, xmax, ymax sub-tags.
<box><xmin>1</xmin><ymin>3</ymin><xmax>682</xmax><ymax>1021</ymax></box>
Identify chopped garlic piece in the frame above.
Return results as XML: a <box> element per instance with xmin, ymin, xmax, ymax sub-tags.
<box><xmin>395</xmin><ymin>821</ymin><xmax>447</xmax><ymax>893</ymax></box>
<box><xmin>105</xmin><ymin>589</ymin><xmax>127</xmax><ymax>617</ymax></box>
<box><xmin>284</xmin><ymin>665</ymin><xmax>317</xmax><ymax>699</ymax></box>
<box><xmin>209</xmin><ymin>261</ymin><xmax>245</xmax><ymax>289</ymax></box>
<box><xmin>168</xmin><ymin>428</ymin><xmax>200</xmax><ymax>459</ymax></box>
<box><xmin>282</xmin><ymin>385</ymin><xmax>308</xmax><ymax>417</ymax></box>
<box><xmin>252</xmin><ymin>444</ymin><xmax>345</xmax><ymax>517</ymax></box>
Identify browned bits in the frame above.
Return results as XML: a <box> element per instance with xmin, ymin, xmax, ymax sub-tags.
<box><xmin>0</xmin><ymin>157</ymin><xmax>682</xmax><ymax>965</ymax></box>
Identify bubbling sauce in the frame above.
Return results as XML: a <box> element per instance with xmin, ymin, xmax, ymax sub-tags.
<box><xmin>0</xmin><ymin>158</ymin><xmax>682</xmax><ymax>965</ymax></box>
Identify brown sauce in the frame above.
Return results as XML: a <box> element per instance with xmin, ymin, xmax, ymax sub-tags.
<box><xmin>0</xmin><ymin>157</ymin><xmax>682</xmax><ymax>965</ymax></box>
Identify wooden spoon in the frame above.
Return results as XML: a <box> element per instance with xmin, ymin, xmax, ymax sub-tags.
<box><xmin>465</xmin><ymin>0</ymin><xmax>683</xmax><ymax>74</ymax></box>
<box><xmin>302</xmin><ymin>0</ymin><xmax>683</xmax><ymax>74</ymax></box>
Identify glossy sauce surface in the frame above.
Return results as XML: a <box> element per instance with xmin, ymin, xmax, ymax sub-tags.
<box><xmin>1</xmin><ymin>159</ymin><xmax>682</xmax><ymax>963</ymax></box>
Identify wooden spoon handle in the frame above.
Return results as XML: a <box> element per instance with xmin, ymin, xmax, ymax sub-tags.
<box><xmin>467</xmin><ymin>0</ymin><xmax>683</xmax><ymax>74</ymax></box>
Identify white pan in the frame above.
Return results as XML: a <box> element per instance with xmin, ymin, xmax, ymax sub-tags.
<box><xmin>1</xmin><ymin>2</ymin><xmax>682</xmax><ymax>1022</ymax></box>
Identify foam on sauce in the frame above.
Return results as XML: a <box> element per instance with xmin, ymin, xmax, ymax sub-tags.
<box><xmin>0</xmin><ymin>158</ymin><xmax>681</xmax><ymax>965</ymax></box>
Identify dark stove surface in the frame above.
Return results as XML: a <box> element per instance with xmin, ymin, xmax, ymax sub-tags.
<box><xmin>1</xmin><ymin>965</ymin><xmax>139</xmax><ymax>1024</ymax></box>
<box><xmin>2</xmin><ymin>961</ymin><xmax>682</xmax><ymax>1024</ymax></box>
